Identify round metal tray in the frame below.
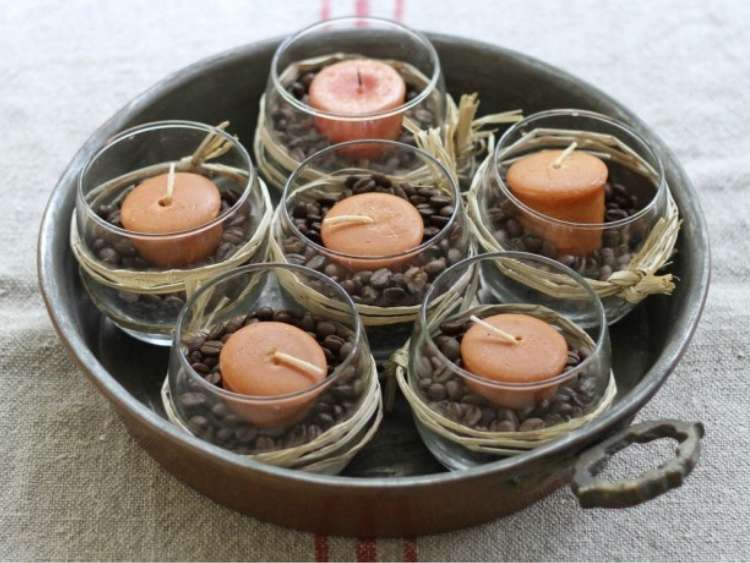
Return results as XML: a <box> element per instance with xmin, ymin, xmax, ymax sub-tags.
<box><xmin>37</xmin><ymin>34</ymin><xmax>710</xmax><ymax>537</ymax></box>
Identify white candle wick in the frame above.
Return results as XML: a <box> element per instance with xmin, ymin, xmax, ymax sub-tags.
<box><xmin>469</xmin><ymin>315</ymin><xmax>519</xmax><ymax>345</ymax></box>
<box><xmin>552</xmin><ymin>141</ymin><xmax>578</xmax><ymax>169</ymax></box>
<box><xmin>356</xmin><ymin>67</ymin><xmax>363</xmax><ymax>91</ymax></box>
<box><xmin>322</xmin><ymin>214</ymin><xmax>375</xmax><ymax>226</ymax></box>
<box><xmin>272</xmin><ymin>351</ymin><xmax>325</xmax><ymax>377</ymax></box>
<box><xmin>159</xmin><ymin>162</ymin><xmax>176</xmax><ymax>207</ymax></box>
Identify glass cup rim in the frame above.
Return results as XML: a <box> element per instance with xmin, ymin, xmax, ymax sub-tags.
<box><xmin>418</xmin><ymin>251</ymin><xmax>609</xmax><ymax>391</ymax></box>
<box><xmin>281</xmin><ymin>139</ymin><xmax>461</xmax><ymax>262</ymax></box>
<box><xmin>270</xmin><ymin>16</ymin><xmax>442</xmax><ymax>122</ymax></box>
<box><xmin>174</xmin><ymin>262</ymin><xmax>365</xmax><ymax>403</ymax></box>
<box><xmin>491</xmin><ymin>108</ymin><xmax>667</xmax><ymax>231</ymax></box>
<box><xmin>78</xmin><ymin>119</ymin><xmax>257</xmax><ymax>240</ymax></box>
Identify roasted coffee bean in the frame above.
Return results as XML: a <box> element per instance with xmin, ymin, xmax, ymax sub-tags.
<box><xmin>315</xmin><ymin>320</ymin><xmax>337</xmax><ymax>338</ymax></box>
<box><xmin>97</xmin><ymin>247</ymin><xmax>119</xmax><ymax>266</ymax></box>
<box><xmin>323</xmin><ymin>334</ymin><xmax>345</xmax><ymax>352</ymax></box>
<box><xmin>179</xmin><ymin>392</ymin><xmax>207</xmax><ymax>409</ymax></box>
<box><xmin>191</xmin><ymin>362</ymin><xmax>210</xmax><ymax>375</ymax></box>
<box><xmin>463</xmin><ymin>405</ymin><xmax>483</xmax><ymax>427</ymax></box>
<box><xmin>383</xmin><ymin>286</ymin><xmax>407</xmax><ymax>303</ymax></box>
<box><xmin>339</xmin><ymin>341</ymin><xmax>353</xmax><ymax>360</ymax></box>
<box><xmin>444</xmin><ymin>380</ymin><xmax>461</xmax><ymax>401</ymax></box>
<box><xmin>436</xmin><ymin>335</ymin><xmax>460</xmax><ymax>361</ymax></box>
<box><xmin>187</xmin><ymin>415</ymin><xmax>209</xmax><ymax>433</ymax></box>
<box><xmin>427</xmin><ymin>383</ymin><xmax>447</xmax><ymax>401</ymax></box>
<box><xmin>222</xmin><ymin>227</ymin><xmax>245</xmax><ymax>244</ymax></box>
<box><xmin>492</xmin><ymin>419</ymin><xmax>516</xmax><ymax>432</ymax></box>
<box><xmin>424</xmin><ymin>258</ymin><xmax>447</xmax><ymax>276</ymax></box>
<box><xmin>523</xmin><ymin>235</ymin><xmax>543</xmax><ymax>253</ymax></box>
<box><xmin>519</xmin><ymin>418</ymin><xmax>545</xmax><ymax>432</ymax></box>
<box><xmin>370</xmin><ymin>268</ymin><xmax>391</xmax><ymax>288</ymax></box>
<box><xmin>200</xmin><ymin>340</ymin><xmax>224</xmax><ymax>356</ymax></box>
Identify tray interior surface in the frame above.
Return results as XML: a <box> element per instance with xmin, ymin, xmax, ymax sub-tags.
<box><xmin>49</xmin><ymin>35</ymin><xmax>692</xmax><ymax>480</ymax></box>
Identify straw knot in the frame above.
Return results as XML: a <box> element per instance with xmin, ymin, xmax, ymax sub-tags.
<box><xmin>608</xmin><ymin>269</ymin><xmax>676</xmax><ymax>303</ymax></box>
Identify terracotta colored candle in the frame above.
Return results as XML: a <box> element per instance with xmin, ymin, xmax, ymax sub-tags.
<box><xmin>459</xmin><ymin>313</ymin><xmax>568</xmax><ymax>409</ymax></box>
<box><xmin>320</xmin><ymin>192</ymin><xmax>424</xmax><ymax>271</ymax></box>
<box><xmin>506</xmin><ymin>145</ymin><xmax>608</xmax><ymax>255</ymax></box>
<box><xmin>308</xmin><ymin>59</ymin><xmax>406</xmax><ymax>158</ymax></box>
<box><xmin>219</xmin><ymin>321</ymin><xmax>328</xmax><ymax>428</ymax></box>
<box><xmin>121</xmin><ymin>168</ymin><xmax>223</xmax><ymax>267</ymax></box>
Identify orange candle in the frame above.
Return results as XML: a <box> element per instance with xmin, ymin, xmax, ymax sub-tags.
<box><xmin>308</xmin><ymin>59</ymin><xmax>406</xmax><ymax>158</ymax></box>
<box><xmin>320</xmin><ymin>192</ymin><xmax>424</xmax><ymax>271</ymax></box>
<box><xmin>459</xmin><ymin>313</ymin><xmax>568</xmax><ymax>409</ymax></box>
<box><xmin>219</xmin><ymin>322</ymin><xmax>328</xmax><ymax>428</ymax></box>
<box><xmin>506</xmin><ymin>148</ymin><xmax>607</xmax><ymax>255</ymax></box>
<box><xmin>120</xmin><ymin>170</ymin><xmax>222</xmax><ymax>267</ymax></box>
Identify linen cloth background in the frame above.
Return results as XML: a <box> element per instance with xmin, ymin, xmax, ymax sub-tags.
<box><xmin>2</xmin><ymin>0</ymin><xmax>749</xmax><ymax>560</ymax></box>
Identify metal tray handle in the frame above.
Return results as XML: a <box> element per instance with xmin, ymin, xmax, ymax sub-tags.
<box><xmin>572</xmin><ymin>419</ymin><xmax>705</xmax><ymax>508</ymax></box>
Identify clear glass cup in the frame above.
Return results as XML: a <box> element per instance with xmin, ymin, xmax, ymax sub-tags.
<box><xmin>263</xmin><ymin>16</ymin><xmax>445</xmax><ymax>179</ymax></box>
<box><xmin>168</xmin><ymin>263</ymin><xmax>373</xmax><ymax>455</ymax></box>
<box><xmin>408</xmin><ymin>251</ymin><xmax>612</xmax><ymax>470</ymax></box>
<box><xmin>477</xmin><ymin>109</ymin><xmax>668</xmax><ymax>323</ymax></box>
<box><xmin>75</xmin><ymin>120</ymin><xmax>268</xmax><ymax>345</ymax></box>
<box><xmin>275</xmin><ymin>139</ymin><xmax>472</xmax><ymax>356</ymax></box>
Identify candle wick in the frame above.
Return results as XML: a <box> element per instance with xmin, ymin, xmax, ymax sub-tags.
<box><xmin>272</xmin><ymin>351</ymin><xmax>325</xmax><ymax>377</ymax></box>
<box><xmin>552</xmin><ymin>141</ymin><xmax>578</xmax><ymax>169</ymax></box>
<box><xmin>469</xmin><ymin>315</ymin><xmax>519</xmax><ymax>345</ymax></box>
<box><xmin>159</xmin><ymin>162</ymin><xmax>176</xmax><ymax>207</ymax></box>
<box><xmin>322</xmin><ymin>214</ymin><xmax>375</xmax><ymax>227</ymax></box>
<box><xmin>356</xmin><ymin>68</ymin><xmax>363</xmax><ymax>91</ymax></box>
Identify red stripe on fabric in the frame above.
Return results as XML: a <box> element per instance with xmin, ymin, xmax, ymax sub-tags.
<box><xmin>356</xmin><ymin>538</ymin><xmax>377</xmax><ymax>562</ymax></box>
<box><xmin>320</xmin><ymin>0</ymin><xmax>331</xmax><ymax>20</ymax></box>
<box><xmin>394</xmin><ymin>0</ymin><xmax>405</xmax><ymax>22</ymax></box>
<box><xmin>314</xmin><ymin>534</ymin><xmax>330</xmax><ymax>562</ymax></box>
<box><xmin>355</xmin><ymin>0</ymin><xmax>370</xmax><ymax>17</ymax></box>
<box><xmin>403</xmin><ymin>538</ymin><xmax>418</xmax><ymax>562</ymax></box>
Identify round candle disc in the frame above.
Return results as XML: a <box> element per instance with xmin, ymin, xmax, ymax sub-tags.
<box><xmin>219</xmin><ymin>321</ymin><xmax>328</xmax><ymax>398</ymax></box>
<box><xmin>506</xmin><ymin>150</ymin><xmax>608</xmax><ymax>204</ymax></box>
<box><xmin>460</xmin><ymin>313</ymin><xmax>568</xmax><ymax>385</ymax></box>
<box><xmin>506</xmin><ymin>150</ymin><xmax>608</xmax><ymax>255</ymax></box>
<box><xmin>320</xmin><ymin>192</ymin><xmax>424</xmax><ymax>269</ymax></box>
<box><xmin>120</xmin><ymin>172</ymin><xmax>223</xmax><ymax>267</ymax></box>
<box><xmin>308</xmin><ymin>59</ymin><xmax>406</xmax><ymax>156</ymax></box>
<box><xmin>309</xmin><ymin>59</ymin><xmax>406</xmax><ymax>118</ymax></box>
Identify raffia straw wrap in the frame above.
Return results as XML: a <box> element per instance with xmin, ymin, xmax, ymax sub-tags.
<box><xmin>70</xmin><ymin>122</ymin><xmax>273</xmax><ymax>297</ymax></box>
<box><xmin>467</xmin><ymin>129</ymin><xmax>681</xmax><ymax>304</ymax></box>
<box><xmin>392</xmin><ymin>303</ymin><xmax>617</xmax><ymax>455</ymax></box>
<box><xmin>161</xmin><ymin>354</ymin><xmax>382</xmax><ymax>475</ymax></box>
<box><xmin>253</xmin><ymin>52</ymin><xmax>523</xmax><ymax>191</ymax></box>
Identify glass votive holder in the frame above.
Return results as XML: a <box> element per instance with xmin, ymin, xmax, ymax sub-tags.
<box><xmin>273</xmin><ymin>139</ymin><xmax>473</xmax><ymax>356</ymax></box>
<box><xmin>473</xmin><ymin>109</ymin><xmax>674</xmax><ymax>324</ymax></box>
<box><xmin>400</xmin><ymin>251</ymin><xmax>614</xmax><ymax>470</ymax></box>
<box><xmin>72</xmin><ymin>120</ymin><xmax>271</xmax><ymax>346</ymax></box>
<box><xmin>165</xmin><ymin>263</ymin><xmax>380</xmax><ymax>469</ymax></box>
<box><xmin>256</xmin><ymin>16</ymin><xmax>446</xmax><ymax>191</ymax></box>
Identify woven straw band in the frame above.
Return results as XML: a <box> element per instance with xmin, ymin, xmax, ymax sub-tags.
<box><xmin>253</xmin><ymin>52</ymin><xmax>522</xmax><ymax>191</ymax></box>
<box><xmin>161</xmin><ymin>354</ymin><xmax>382</xmax><ymax>475</ymax></box>
<box><xmin>467</xmin><ymin>128</ymin><xmax>681</xmax><ymax>304</ymax></box>
<box><xmin>70</xmin><ymin>123</ymin><xmax>273</xmax><ymax>297</ymax></box>
<box><xmin>391</xmin><ymin>303</ymin><xmax>617</xmax><ymax>456</ymax></box>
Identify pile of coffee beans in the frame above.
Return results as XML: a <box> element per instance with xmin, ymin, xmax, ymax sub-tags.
<box><xmin>175</xmin><ymin>307</ymin><xmax>366</xmax><ymax>454</ymax></box>
<box><xmin>416</xmin><ymin>317</ymin><xmax>600</xmax><ymax>432</ymax></box>
<box><xmin>90</xmin><ymin>187</ymin><xmax>252</xmax><ymax>271</ymax></box>
<box><xmin>486</xmin><ymin>167</ymin><xmax>653</xmax><ymax>281</ymax></box>
<box><xmin>268</xmin><ymin>64</ymin><xmax>437</xmax><ymax>170</ymax></box>
<box><xmin>281</xmin><ymin>173</ymin><xmax>468</xmax><ymax>308</ymax></box>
